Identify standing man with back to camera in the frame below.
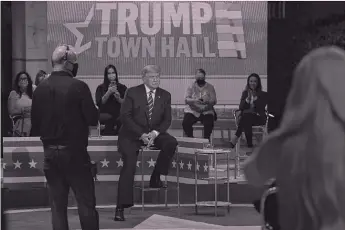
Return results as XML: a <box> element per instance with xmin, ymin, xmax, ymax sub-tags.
<box><xmin>31</xmin><ymin>45</ymin><xmax>100</xmax><ymax>230</ymax></box>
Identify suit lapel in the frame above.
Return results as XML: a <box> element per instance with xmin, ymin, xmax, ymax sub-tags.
<box><xmin>138</xmin><ymin>84</ymin><xmax>150</xmax><ymax>124</ymax></box>
<box><xmin>151</xmin><ymin>88</ymin><xmax>162</xmax><ymax>122</ymax></box>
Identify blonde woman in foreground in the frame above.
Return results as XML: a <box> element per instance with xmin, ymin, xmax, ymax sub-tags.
<box><xmin>244</xmin><ymin>46</ymin><xmax>345</xmax><ymax>230</ymax></box>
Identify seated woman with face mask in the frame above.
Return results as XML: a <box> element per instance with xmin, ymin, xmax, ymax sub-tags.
<box><xmin>182</xmin><ymin>68</ymin><xmax>217</xmax><ymax>141</ymax></box>
<box><xmin>95</xmin><ymin>64</ymin><xmax>127</xmax><ymax>136</ymax></box>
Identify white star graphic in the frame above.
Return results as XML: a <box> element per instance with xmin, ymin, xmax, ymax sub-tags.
<box><xmin>116</xmin><ymin>158</ymin><xmax>123</xmax><ymax>167</ymax></box>
<box><xmin>187</xmin><ymin>161</ymin><xmax>192</xmax><ymax>170</ymax></box>
<box><xmin>203</xmin><ymin>163</ymin><xmax>209</xmax><ymax>172</ymax></box>
<box><xmin>196</xmin><ymin>162</ymin><xmax>200</xmax><ymax>171</ymax></box>
<box><xmin>13</xmin><ymin>160</ymin><xmax>22</xmax><ymax>169</ymax></box>
<box><xmin>64</xmin><ymin>5</ymin><xmax>94</xmax><ymax>54</ymax></box>
<box><xmin>2</xmin><ymin>163</ymin><xmax>7</xmax><ymax>169</ymax></box>
<box><xmin>147</xmin><ymin>158</ymin><xmax>156</xmax><ymax>168</ymax></box>
<box><xmin>136</xmin><ymin>160</ymin><xmax>141</xmax><ymax>168</ymax></box>
<box><xmin>100</xmin><ymin>159</ymin><xmax>110</xmax><ymax>168</ymax></box>
<box><xmin>28</xmin><ymin>159</ymin><xmax>37</xmax><ymax>168</ymax></box>
<box><xmin>172</xmin><ymin>160</ymin><xmax>177</xmax><ymax>168</ymax></box>
<box><xmin>179</xmin><ymin>160</ymin><xmax>184</xmax><ymax>169</ymax></box>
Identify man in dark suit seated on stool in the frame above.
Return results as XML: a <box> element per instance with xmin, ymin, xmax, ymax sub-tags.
<box><xmin>114</xmin><ymin>65</ymin><xmax>178</xmax><ymax>221</ymax></box>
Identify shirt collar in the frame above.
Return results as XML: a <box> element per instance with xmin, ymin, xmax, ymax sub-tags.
<box><xmin>144</xmin><ymin>84</ymin><xmax>156</xmax><ymax>94</ymax></box>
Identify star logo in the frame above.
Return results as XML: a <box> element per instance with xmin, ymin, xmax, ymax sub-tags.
<box><xmin>116</xmin><ymin>158</ymin><xmax>124</xmax><ymax>167</ymax></box>
<box><xmin>28</xmin><ymin>159</ymin><xmax>37</xmax><ymax>168</ymax></box>
<box><xmin>179</xmin><ymin>160</ymin><xmax>184</xmax><ymax>169</ymax></box>
<box><xmin>172</xmin><ymin>160</ymin><xmax>177</xmax><ymax>168</ymax></box>
<box><xmin>147</xmin><ymin>158</ymin><xmax>156</xmax><ymax>168</ymax></box>
<box><xmin>100</xmin><ymin>158</ymin><xmax>110</xmax><ymax>168</ymax></box>
<box><xmin>196</xmin><ymin>162</ymin><xmax>200</xmax><ymax>171</ymax></box>
<box><xmin>2</xmin><ymin>163</ymin><xmax>7</xmax><ymax>170</ymax></box>
<box><xmin>187</xmin><ymin>161</ymin><xmax>192</xmax><ymax>170</ymax></box>
<box><xmin>64</xmin><ymin>5</ymin><xmax>94</xmax><ymax>54</ymax></box>
<box><xmin>136</xmin><ymin>160</ymin><xmax>141</xmax><ymax>168</ymax></box>
<box><xmin>13</xmin><ymin>160</ymin><xmax>22</xmax><ymax>169</ymax></box>
<box><xmin>203</xmin><ymin>163</ymin><xmax>209</xmax><ymax>172</ymax></box>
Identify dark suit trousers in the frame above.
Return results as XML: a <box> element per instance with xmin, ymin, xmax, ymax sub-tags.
<box><xmin>117</xmin><ymin>133</ymin><xmax>178</xmax><ymax>208</ymax></box>
<box><xmin>235</xmin><ymin>113</ymin><xmax>265</xmax><ymax>146</ymax></box>
<box><xmin>43</xmin><ymin>145</ymin><xmax>99</xmax><ymax>230</ymax></box>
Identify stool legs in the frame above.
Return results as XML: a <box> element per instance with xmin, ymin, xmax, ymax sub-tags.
<box><xmin>138</xmin><ymin>148</ymin><xmax>180</xmax><ymax>214</ymax></box>
<box><xmin>227</xmin><ymin>151</ymin><xmax>230</xmax><ymax>213</ymax></box>
<box><xmin>164</xmin><ymin>176</ymin><xmax>168</xmax><ymax>208</ymax></box>
<box><xmin>141</xmin><ymin>149</ymin><xmax>145</xmax><ymax>212</ymax></box>
<box><xmin>194</xmin><ymin>153</ymin><xmax>198</xmax><ymax>214</ymax></box>
<box><xmin>176</xmin><ymin>151</ymin><xmax>180</xmax><ymax>216</ymax></box>
<box><xmin>214</xmin><ymin>152</ymin><xmax>217</xmax><ymax>217</ymax></box>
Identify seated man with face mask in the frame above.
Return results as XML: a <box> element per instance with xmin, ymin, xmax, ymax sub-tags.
<box><xmin>182</xmin><ymin>69</ymin><xmax>217</xmax><ymax>141</ymax></box>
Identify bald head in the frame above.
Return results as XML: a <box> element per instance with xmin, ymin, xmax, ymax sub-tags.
<box><xmin>52</xmin><ymin>45</ymin><xmax>77</xmax><ymax>66</ymax></box>
<box><xmin>51</xmin><ymin>44</ymin><xmax>79</xmax><ymax>76</ymax></box>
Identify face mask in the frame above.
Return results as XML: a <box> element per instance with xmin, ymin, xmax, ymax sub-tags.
<box><xmin>196</xmin><ymin>79</ymin><xmax>206</xmax><ymax>86</ymax></box>
<box><xmin>71</xmin><ymin>63</ymin><xmax>79</xmax><ymax>77</ymax></box>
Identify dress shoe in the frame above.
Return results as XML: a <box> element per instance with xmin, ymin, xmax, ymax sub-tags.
<box><xmin>114</xmin><ymin>208</ymin><xmax>125</xmax><ymax>221</ymax></box>
<box><xmin>149</xmin><ymin>176</ymin><xmax>167</xmax><ymax>188</ymax></box>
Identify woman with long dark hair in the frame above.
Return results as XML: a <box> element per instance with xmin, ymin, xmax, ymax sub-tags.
<box><xmin>8</xmin><ymin>71</ymin><xmax>35</xmax><ymax>136</ymax></box>
<box><xmin>95</xmin><ymin>64</ymin><xmax>127</xmax><ymax>135</ymax></box>
<box><xmin>34</xmin><ymin>70</ymin><xmax>47</xmax><ymax>86</ymax></box>
<box><xmin>245</xmin><ymin>46</ymin><xmax>345</xmax><ymax>230</ymax></box>
<box><xmin>230</xmin><ymin>73</ymin><xmax>267</xmax><ymax>148</ymax></box>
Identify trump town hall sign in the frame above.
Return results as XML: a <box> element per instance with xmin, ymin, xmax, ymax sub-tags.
<box><xmin>48</xmin><ymin>1</ymin><xmax>267</xmax><ymax>75</ymax></box>
<box><xmin>64</xmin><ymin>2</ymin><xmax>246</xmax><ymax>58</ymax></box>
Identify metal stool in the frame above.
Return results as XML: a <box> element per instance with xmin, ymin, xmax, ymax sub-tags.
<box><xmin>135</xmin><ymin>145</ymin><xmax>180</xmax><ymax>215</ymax></box>
<box><xmin>9</xmin><ymin>114</ymin><xmax>24</xmax><ymax>137</ymax></box>
<box><xmin>183</xmin><ymin>124</ymin><xmax>214</xmax><ymax>145</ymax></box>
<box><xmin>232</xmin><ymin>109</ymin><xmax>271</xmax><ymax>178</ymax></box>
<box><xmin>89</xmin><ymin>121</ymin><xmax>101</xmax><ymax>138</ymax></box>
<box><xmin>194</xmin><ymin>147</ymin><xmax>232</xmax><ymax>216</ymax></box>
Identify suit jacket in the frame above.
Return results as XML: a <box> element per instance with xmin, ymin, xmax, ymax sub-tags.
<box><xmin>119</xmin><ymin>84</ymin><xmax>172</xmax><ymax>140</ymax></box>
<box><xmin>239</xmin><ymin>90</ymin><xmax>267</xmax><ymax>119</ymax></box>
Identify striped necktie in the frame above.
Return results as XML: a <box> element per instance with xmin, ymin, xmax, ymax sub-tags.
<box><xmin>147</xmin><ymin>90</ymin><xmax>154</xmax><ymax>121</ymax></box>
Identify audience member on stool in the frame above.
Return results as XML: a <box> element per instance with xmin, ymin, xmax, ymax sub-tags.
<box><xmin>230</xmin><ymin>73</ymin><xmax>267</xmax><ymax>148</ymax></box>
<box><xmin>95</xmin><ymin>64</ymin><xmax>127</xmax><ymax>135</ymax></box>
<box><xmin>182</xmin><ymin>68</ymin><xmax>217</xmax><ymax>141</ymax></box>
<box><xmin>114</xmin><ymin>65</ymin><xmax>178</xmax><ymax>221</ymax></box>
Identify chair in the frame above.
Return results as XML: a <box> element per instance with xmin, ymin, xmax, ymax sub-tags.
<box><xmin>233</xmin><ymin>109</ymin><xmax>270</xmax><ymax>140</ymax></box>
<box><xmin>134</xmin><ymin>145</ymin><xmax>180</xmax><ymax>215</ymax></box>
<box><xmin>232</xmin><ymin>109</ymin><xmax>272</xmax><ymax>178</ymax></box>
<box><xmin>183</xmin><ymin>123</ymin><xmax>214</xmax><ymax>145</ymax></box>
<box><xmin>9</xmin><ymin>114</ymin><xmax>25</xmax><ymax>137</ymax></box>
<box><xmin>260</xmin><ymin>185</ymin><xmax>279</xmax><ymax>230</ymax></box>
<box><xmin>89</xmin><ymin>121</ymin><xmax>101</xmax><ymax>138</ymax></box>
<box><xmin>99</xmin><ymin>113</ymin><xmax>118</xmax><ymax>135</ymax></box>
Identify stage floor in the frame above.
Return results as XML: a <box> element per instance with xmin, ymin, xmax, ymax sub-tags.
<box><xmin>4</xmin><ymin>205</ymin><xmax>261</xmax><ymax>230</ymax></box>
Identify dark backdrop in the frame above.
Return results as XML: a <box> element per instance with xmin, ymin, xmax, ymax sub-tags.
<box><xmin>267</xmin><ymin>1</ymin><xmax>345</xmax><ymax>132</ymax></box>
<box><xmin>1</xmin><ymin>2</ymin><xmax>13</xmax><ymax>138</ymax></box>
